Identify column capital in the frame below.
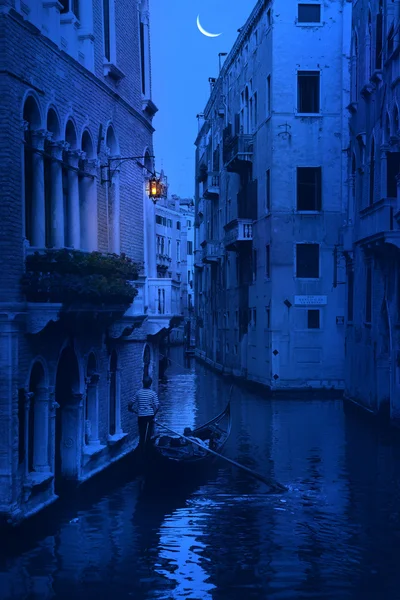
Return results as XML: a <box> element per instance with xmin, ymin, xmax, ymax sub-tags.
<box><xmin>31</xmin><ymin>129</ymin><xmax>52</xmax><ymax>150</ymax></box>
<box><xmin>24</xmin><ymin>391</ymin><xmax>34</xmax><ymax>408</ymax></box>
<box><xmin>50</xmin><ymin>140</ymin><xmax>69</xmax><ymax>159</ymax></box>
<box><xmin>380</xmin><ymin>144</ymin><xmax>390</xmax><ymax>153</ymax></box>
<box><xmin>67</xmin><ymin>149</ymin><xmax>85</xmax><ymax>167</ymax></box>
<box><xmin>85</xmin><ymin>158</ymin><xmax>101</xmax><ymax>174</ymax></box>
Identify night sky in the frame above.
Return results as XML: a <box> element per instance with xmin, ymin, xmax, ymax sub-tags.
<box><xmin>150</xmin><ymin>0</ymin><xmax>254</xmax><ymax>197</ymax></box>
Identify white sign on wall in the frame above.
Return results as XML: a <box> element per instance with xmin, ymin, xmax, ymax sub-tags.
<box><xmin>294</xmin><ymin>295</ymin><xmax>327</xmax><ymax>306</ymax></box>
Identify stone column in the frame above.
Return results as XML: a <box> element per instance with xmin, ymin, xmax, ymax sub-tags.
<box><xmin>66</xmin><ymin>150</ymin><xmax>83</xmax><ymax>249</ymax></box>
<box><xmin>24</xmin><ymin>392</ymin><xmax>34</xmax><ymax>476</ymax></box>
<box><xmin>79</xmin><ymin>158</ymin><xmax>98</xmax><ymax>251</ymax></box>
<box><xmin>50</xmin><ymin>141</ymin><xmax>68</xmax><ymax>248</ymax></box>
<box><xmin>380</xmin><ymin>145</ymin><xmax>389</xmax><ymax>200</ymax></box>
<box><xmin>61</xmin><ymin>392</ymin><xmax>83</xmax><ymax>479</ymax></box>
<box><xmin>115</xmin><ymin>368</ymin><xmax>122</xmax><ymax>435</ymax></box>
<box><xmin>348</xmin><ymin>174</ymin><xmax>355</xmax><ymax>224</ymax></box>
<box><xmin>85</xmin><ymin>373</ymin><xmax>100</xmax><ymax>444</ymax></box>
<box><xmin>33</xmin><ymin>386</ymin><xmax>50</xmax><ymax>472</ymax></box>
<box><xmin>48</xmin><ymin>389</ymin><xmax>59</xmax><ymax>476</ymax></box>
<box><xmin>110</xmin><ymin>166</ymin><xmax>121</xmax><ymax>254</ymax></box>
<box><xmin>30</xmin><ymin>130</ymin><xmax>48</xmax><ymax>248</ymax></box>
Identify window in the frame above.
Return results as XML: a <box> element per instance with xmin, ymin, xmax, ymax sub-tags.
<box><xmin>297</xmin><ymin>71</ymin><xmax>320</xmax><ymax>114</ymax></box>
<box><xmin>187</xmin><ymin>241</ymin><xmax>193</xmax><ymax>255</ymax></box>
<box><xmin>167</xmin><ymin>238</ymin><xmax>171</xmax><ymax>257</ymax></box>
<box><xmin>387</xmin><ymin>152</ymin><xmax>400</xmax><ymax>197</ymax></box>
<box><xmin>60</xmin><ymin>0</ymin><xmax>79</xmax><ymax>18</ymax></box>
<box><xmin>265</xmin><ymin>244</ymin><xmax>271</xmax><ymax>278</ymax></box>
<box><xmin>177</xmin><ymin>241</ymin><xmax>181</xmax><ymax>262</ymax></box>
<box><xmin>366</xmin><ymin>263</ymin><xmax>372</xmax><ymax>323</ymax></box>
<box><xmin>298</xmin><ymin>4</ymin><xmax>321</xmax><ymax>23</ymax></box>
<box><xmin>253</xmin><ymin>249</ymin><xmax>257</xmax><ymax>281</ymax></box>
<box><xmin>265</xmin><ymin>306</ymin><xmax>271</xmax><ymax>329</ymax></box>
<box><xmin>266</xmin><ymin>169</ymin><xmax>271</xmax><ymax>210</ymax></box>
<box><xmin>167</xmin><ymin>218</ymin><xmax>172</xmax><ymax>228</ymax></box>
<box><xmin>187</xmin><ymin>220</ymin><xmax>191</xmax><ymax>228</ymax></box>
<box><xmin>103</xmin><ymin>0</ymin><xmax>111</xmax><ymax>61</ymax></box>
<box><xmin>297</xmin><ymin>167</ymin><xmax>322</xmax><ymax>211</ymax></box>
<box><xmin>267</xmin><ymin>75</ymin><xmax>271</xmax><ymax>115</ymax></box>
<box><xmin>267</xmin><ymin>8</ymin><xmax>271</xmax><ymax>27</ymax></box>
<box><xmin>347</xmin><ymin>268</ymin><xmax>354</xmax><ymax>322</ymax></box>
<box><xmin>369</xmin><ymin>139</ymin><xmax>375</xmax><ymax>206</ymax></box>
<box><xmin>177</xmin><ymin>221</ymin><xmax>181</xmax><ymax>230</ymax></box>
<box><xmin>156</xmin><ymin>215</ymin><xmax>162</xmax><ymax>225</ymax></box>
<box><xmin>375</xmin><ymin>4</ymin><xmax>383</xmax><ymax>70</ymax></box>
<box><xmin>307</xmin><ymin>309</ymin><xmax>320</xmax><ymax>329</ymax></box>
<box><xmin>296</xmin><ymin>244</ymin><xmax>319</xmax><ymax>278</ymax></box>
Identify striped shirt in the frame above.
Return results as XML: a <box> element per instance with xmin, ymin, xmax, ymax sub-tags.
<box><xmin>131</xmin><ymin>389</ymin><xmax>159</xmax><ymax>417</ymax></box>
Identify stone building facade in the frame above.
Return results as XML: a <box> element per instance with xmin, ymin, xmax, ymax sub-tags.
<box><xmin>153</xmin><ymin>195</ymin><xmax>195</xmax><ymax>344</ymax></box>
<box><xmin>344</xmin><ymin>0</ymin><xmax>400</xmax><ymax>420</ymax></box>
<box><xmin>0</xmin><ymin>0</ymin><xmax>171</xmax><ymax>525</ymax></box>
<box><xmin>194</xmin><ymin>0</ymin><xmax>351</xmax><ymax>391</ymax></box>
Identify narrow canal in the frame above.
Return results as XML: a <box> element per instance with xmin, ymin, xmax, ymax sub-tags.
<box><xmin>2</xmin><ymin>347</ymin><xmax>400</xmax><ymax>600</ymax></box>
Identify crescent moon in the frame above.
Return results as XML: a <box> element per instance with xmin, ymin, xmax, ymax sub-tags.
<box><xmin>196</xmin><ymin>15</ymin><xmax>222</xmax><ymax>38</ymax></box>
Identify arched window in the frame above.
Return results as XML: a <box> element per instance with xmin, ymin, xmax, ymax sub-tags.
<box><xmin>45</xmin><ymin>107</ymin><xmax>61</xmax><ymax>248</ymax></box>
<box><xmin>352</xmin><ymin>33</ymin><xmax>358</xmax><ymax>101</ymax></box>
<box><xmin>109</xmin><ymin>351</ymin><xmax>118</xmax><ymax>436</ymax></box>
<box><xmin>351</xmin><ymin>153</ymin><xmax>357</xmax><ymax>213</ymax></box>
<box><xmin>64</xmin><ymin>119</ymin><xmax>79</xmax><ymax>248</ymax></box>
<box><xmin>28</xmin><ymin>361</ymin><xmax>48</xmax><ymax>473</ymax></box>
<box><xmin>85</xmin><ymin>353</ymin><xmax>99</xmax><ymax>445</ymax></box>
<box><xmin>375</xmin><ymin>0</ymin><xmax>383</xmax><ymax>70</ymax></box>
<box><xmin>369</xmin><ymin>138</ymin><xmax>375</xmax><ymax>206</ymax></box>
<box><xmin>143</xmin><ymin>344</ymin><xmax>151</xmax><ymax>379</ymax></box>
<box><xmin>80</xmin><ymin>130</ymin><xmax>97</xmax><ymax>251</ymax></box>
<box><xmin>366</xmin><ymin>12</ymin><xmax>372</xmax><ymax>80</ymax></box>
<box><xmin>385</xmin><ymin>113</ymin><xmax>391</xmax><ymax>143</ymax></box>
<box><xmin>394</xmin><ymin>105</ymin><xmax>399</xmax><ymax>135</ymax></box>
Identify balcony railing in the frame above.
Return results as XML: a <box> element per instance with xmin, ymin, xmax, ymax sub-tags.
<box><xmin>223</xmin><ymin>134</ymin><xmax>254</xmax><ymax>172</ymax></box>
<box><xmin>203</xmin><ymin>172</ymin><xmax>220</xmax><ymax>199</ymax></box>
<box><xmin>22</xmin><ymin>249</ymin><xmax>140</xmax><ymax>306</ymax></box>
<box><xmin>358</xmin><ymin>198</ymin><xmax>396</xmax><ymax>242</ymax></box>
<box><xmin>201</xmin><ymin>241</ymin><xmax>223</xmax><ymax>263</ymax></box>
<box><xmin>224</xmin><ymin>219</ymin><xmax>253</xmax><ymax>250</ymax></box>
<box><xmin>156</xmin><ymin>253</ymin><xmax>172</xmax><ymax>269</ymax></box>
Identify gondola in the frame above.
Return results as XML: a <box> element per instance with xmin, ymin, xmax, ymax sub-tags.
<box><xmin>145</xmin><ymin>401</ymin><xmax>231</xmax><ymax>474</ymax></box>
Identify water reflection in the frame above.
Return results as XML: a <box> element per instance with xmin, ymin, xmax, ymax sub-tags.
<box><xmin>3</xmin><ymin>348</ymin><xmax>400</xmax><ymax>599</ymax></box>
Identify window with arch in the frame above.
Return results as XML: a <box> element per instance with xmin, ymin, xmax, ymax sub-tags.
<box><xmin>375</xmin><ymin>0</ymin><xmax>383</xmax><ymax>70</ymax></box>
<box><xmin>27</xmin><ymin>361</ymin><xmax>49</xmax><ymax>473</ymax></box>
<box><xmin>394</xmin><ymin>105</ymin><xmax>399</xmax><ymax>135</ymax></box>
<box><xmin>366</xmin><ymin>12</ymin><xmax>372</xmax><ymax>80</ymax></box>
<box><xmin>351</xmin><ymin>154</ymin><xmax>357</xmax><ymax>213</ymax></box>
<box><xmin>369</xmin><ymin>138</ymin><xmax>375</xmax><ymax>206</ymax></box>
<box><xmin>351</xmin><ymin>33</ymin><xmax>358</xmax><ymax>101</ymax></box>
<box><xmin>60</xmin><ymin>0</ymin><xmax>79</xmax><ymax>18</ymax></box>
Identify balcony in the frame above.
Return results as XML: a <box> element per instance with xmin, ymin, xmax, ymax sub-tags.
<box><xmin>342</xmin><ymin>223</ymin><xmax>354</xmax><ymax>253</ymax></box>
<box><xmin>201</xmin><ymin>241</ymin><xmax>223</xmax><ymax>263</ymax></box>
<box><xmin>224</xmin><ymin>219</ymin><xmax>253</xmax><ymax>251</ymax></box>
<box><xmin>358</xmin><ymin>198</ymin><xmax>396</xmax><ymax>241</ymax></box>
<box><xmin>147</xmin><ymin>278</ymin><xmax>181</xmax><ymax>317</ymax></box>
<box><xmin>223</xmin><ymin>134</ymin><xmax>254</xmax><ymax>173</ymax></box>
<box><xmin>194</xmin><ymin>249</ymin><xmax>204</xmax><ymax>269</ymax></box>
<box><xmin>203</xmin><ymin>172</ymin><xmax>220</xmax><ymax>199</ymax></box>
<box><xmin>156</xmin><ymin>253</ymin><xmax>172</xmax><ymax>271</ymax></box>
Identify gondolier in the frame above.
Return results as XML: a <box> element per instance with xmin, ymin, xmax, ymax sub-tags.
<box><xmin>128</xmin><ymin>376</ymin><xmax>160</xmax><ymax>451</ymax></box>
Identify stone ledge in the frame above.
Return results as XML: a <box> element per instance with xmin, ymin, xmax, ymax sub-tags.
<box><xmin>107</xmin><ymin>432</ymin><xmax>128</xmax><ymax>446</ymax></box>
<box><xmin>24</xmin><ymin>471</ymin><xmax>54</xmax><ymax>489</ymax></box>
<box><xmin>83</xmin><ymin>443</ymin><xmax>106</xmax><ymax>458</ymax></box>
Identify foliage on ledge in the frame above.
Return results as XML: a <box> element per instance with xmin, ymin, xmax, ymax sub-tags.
<box><xmin>22</xmin><ymin>250</ymin><xmax>141</xmax><ymax>305</ymax></box>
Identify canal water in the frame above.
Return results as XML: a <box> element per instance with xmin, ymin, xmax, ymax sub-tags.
<box><xmin>2</xmin><ymin>347</ymin><xmax>400</xmax><ymax>600</ymax></box>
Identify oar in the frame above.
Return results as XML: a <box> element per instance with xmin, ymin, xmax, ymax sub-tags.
<box><xmin>154</xmin><ymin>420</ymin><xmax>287</xmax><ymax>493</ymax></box>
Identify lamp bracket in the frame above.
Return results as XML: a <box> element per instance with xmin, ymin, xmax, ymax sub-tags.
<box><xmin>100</xmin><ymin>155</ymin><xmax>155</xmax><ymax>184</ymax></box>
